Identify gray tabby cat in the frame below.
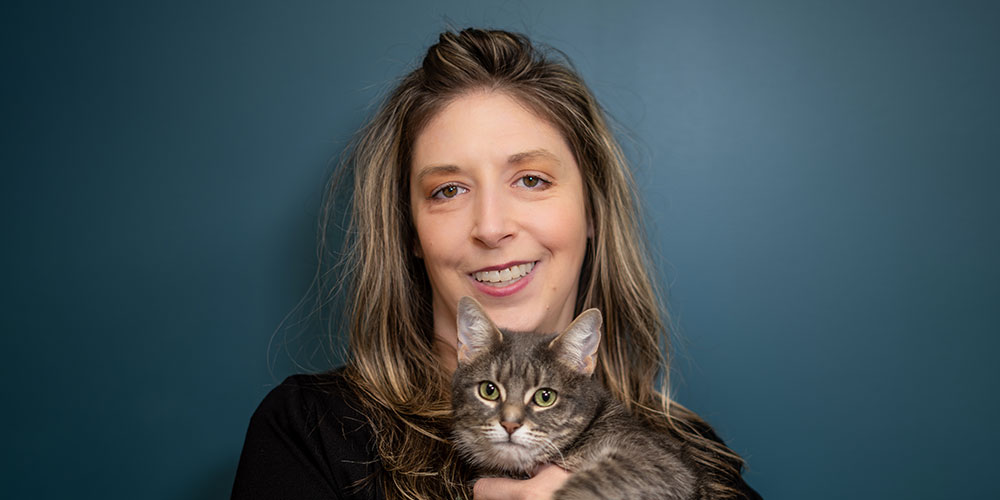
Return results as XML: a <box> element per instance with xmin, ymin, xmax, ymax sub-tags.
<box><xmin>451</xmin><ymin>297</ymin><xmax>701</xmax><ymax>500</ymax></box>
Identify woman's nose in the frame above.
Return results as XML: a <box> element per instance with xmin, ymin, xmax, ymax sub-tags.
<box><xmin>470</xmin><ymin>190</ymin><xmax>515</xmax><ymax>248</ymax></box>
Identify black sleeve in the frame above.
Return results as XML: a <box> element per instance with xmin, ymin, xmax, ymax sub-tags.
<box><xmin>694</xmin><ymin>423</ymin><xmax>763</xmax><ymax>500</ymax></box>
<box><xmin>231</xmin><ymin>373</ymin><xmax>382</xmax><ymax>500</ymax></box>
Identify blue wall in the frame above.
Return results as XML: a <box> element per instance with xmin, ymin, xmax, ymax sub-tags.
<box><xmin>3</xmin><ymin>1</ymin><xmax>997</xmax><ymax>498</ymax></box>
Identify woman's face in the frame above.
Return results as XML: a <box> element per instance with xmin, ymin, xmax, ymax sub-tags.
<box><xmin>410</xmin><ymin>91</ymin><xmax>590</xmax><ymax>354</ymax></box>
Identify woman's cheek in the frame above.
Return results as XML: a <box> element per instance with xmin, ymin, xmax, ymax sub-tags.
<box><xmin>537</xmin><ymin>200</ymin><xmax>588</xmax><ymax>245</ymax></box>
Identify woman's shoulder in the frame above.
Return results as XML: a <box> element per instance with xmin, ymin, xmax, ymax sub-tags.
<box><xmin>233</xmin><ymin>367</ymin><xmax>383</xmax><ymax>500</ymax></box>
<box><xmin>253</xmin><ymin>368</ymin><xmax>362</xmax><ymax>420</ymax></box>
<box><xmin>249</xmin><ymin>368</ymin><xmax>373</xmax><ymax>444</ymax></box>
<box><xmin>685</xmin><ymin>419</ymin><xmax>763</xmax><ymax>500</ymax></box>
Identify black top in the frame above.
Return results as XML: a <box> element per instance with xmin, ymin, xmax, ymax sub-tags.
<box><xmin>232</xmin><ymin>369</ymin><xmax>761</xmax><ymax>499</ymax></box>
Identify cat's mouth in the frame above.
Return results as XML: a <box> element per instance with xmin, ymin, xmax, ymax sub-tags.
<box><xmin>470</xmin><ymin>261</ymin><xmax>536</xmax><ymax>287</ymax></box>
<box><xmin>490</xmin><ymin>439</ymin><xmax>532</xmax><ymax>455</ymax></box>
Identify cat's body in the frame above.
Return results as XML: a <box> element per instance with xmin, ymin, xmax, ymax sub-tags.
<box><xmin>451</xmin><ymin>297</ymin><xmax>701</xmax><ymax>500</ymax></box>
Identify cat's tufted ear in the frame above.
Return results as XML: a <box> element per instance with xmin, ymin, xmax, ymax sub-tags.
<box><xmin>549</xmin><ymin>309</ymin><xmax>602</xmax><ymax>376</ymax></box>
<box><xmin>457</xmin><ymin>297</ymin><xmax>503</xmax><ymax>365</ymax></box>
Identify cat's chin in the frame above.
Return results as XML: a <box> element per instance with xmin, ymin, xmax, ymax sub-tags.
<box><xmin>474</xmin><ymin>442</ymin><xmax>543</xmax><ymax>475</ymax></box>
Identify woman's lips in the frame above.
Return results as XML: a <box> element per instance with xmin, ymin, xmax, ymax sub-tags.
<box><xmin>471</xmin><ymin>262</ymin><xmax>535</xmax><ymax>284</ymax></box>
<box><xmin>469</xmin><ymin>261</ymin><xmax>537</xmax><ymax>297</ymax></box>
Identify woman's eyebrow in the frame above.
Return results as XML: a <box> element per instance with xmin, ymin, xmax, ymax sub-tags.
<box><xmin>414</xmin><ymin>150</ymin><xmax>559</xmax><ymax>183</ymax></box>
<box><xmin>507</xmin><ymin>148</ymin><xmax>560</xmax><ymax>166</ymax></box>
<box><xmin>414</xmin><ymin>165</ymin><xmax>460</xmax><ymax>184</ymax></box>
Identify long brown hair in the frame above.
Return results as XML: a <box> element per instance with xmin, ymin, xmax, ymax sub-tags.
<box><xmin>319</xmin><ymin>28</ymin><xmax>747</xmax><ymax>499</ymax></box>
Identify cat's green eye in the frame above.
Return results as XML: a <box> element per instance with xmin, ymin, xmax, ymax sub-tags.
<box><xmin>478</xmin><ymin>381</ymin><xmax>500</xmax><ymax>401</ymax></box>
<box><xmin>532</xmin><ymin>388</ymin><xmax>557</xmax><ymax>407</ymax></box>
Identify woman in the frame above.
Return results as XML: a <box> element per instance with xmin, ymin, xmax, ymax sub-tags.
<box><xmin>233</xmin><ymin>28</ymin><xmax>760</xmax><ymax>499</ymax></box>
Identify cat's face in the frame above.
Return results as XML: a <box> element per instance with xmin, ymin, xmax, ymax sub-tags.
<box><xmin>451</xmin><ymin>297</ymin><xmax>603</xmax><ymax>474</ymax></box>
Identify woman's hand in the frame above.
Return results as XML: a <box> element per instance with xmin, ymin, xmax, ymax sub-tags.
<box><xmin>472</xmin><ymin>464</ymin><xmax>571</xmax><ymax>500</ymax></box>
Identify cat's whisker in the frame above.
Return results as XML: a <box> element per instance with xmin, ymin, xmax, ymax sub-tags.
<box><xmin>535</xmin><ymin>434</ymin><xmax>567</xmax><ymax>465</ymax></box>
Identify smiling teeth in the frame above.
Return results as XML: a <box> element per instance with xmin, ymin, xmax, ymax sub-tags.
<box><xmin>474</xmin><ymin>262</ymin><xmax>535</xmax><ymax>284</ymax></box>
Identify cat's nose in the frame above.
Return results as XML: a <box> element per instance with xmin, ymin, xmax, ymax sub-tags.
<box><xmin>501</xmin><ymin>421</ymin><xmax>521</xmax><ymax>435</ymax></box>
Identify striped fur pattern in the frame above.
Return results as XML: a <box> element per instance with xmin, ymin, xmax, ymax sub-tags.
<box><xmin>451</xmin><ymin>297</ymin><xmax>700</xmax><ymax>499</ymax></box>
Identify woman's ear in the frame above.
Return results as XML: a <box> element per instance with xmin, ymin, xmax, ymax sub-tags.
<box><xmin>586</xmin><ymin>216</ymin><xmax>594</xmax><ymax>238</ymax></box>
<box><xmin>413</xmin><ymin>239</ymin><xmax>423</xmax><ymax>258</ymax></box>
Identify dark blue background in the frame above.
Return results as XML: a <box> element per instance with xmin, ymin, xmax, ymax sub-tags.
<box><xmin>3</xmin><ymin>1</ymin><xmax>997</xmax><ymax>498</ymax></box>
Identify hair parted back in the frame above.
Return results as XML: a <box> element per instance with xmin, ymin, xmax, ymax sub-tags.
<box><xmin>319</xmin><ymin>28</ymin><xmax>747</xmax><ymax>499</ymax></box>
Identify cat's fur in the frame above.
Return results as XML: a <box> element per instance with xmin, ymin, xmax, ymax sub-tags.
<box><xmin>451</xmin><ymin>297</ymin><xmax>701</xmax><ymax>500</ymax></box>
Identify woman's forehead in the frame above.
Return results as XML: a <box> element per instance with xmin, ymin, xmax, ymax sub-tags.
<box><xmin>411</xmin><ymin>92</ymin><xmax>575</xmax><ymax>172</ymax></box>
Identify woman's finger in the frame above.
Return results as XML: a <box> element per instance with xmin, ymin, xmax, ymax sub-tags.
<box><xmin>473</xmin><ymin>476</ymin><xmax>526</xmax><ymax>500</ymax></box>
<box><xmin>472</xmin><ymin>465</ymin><xmax>571</xmax><ymax>500</ymax></box>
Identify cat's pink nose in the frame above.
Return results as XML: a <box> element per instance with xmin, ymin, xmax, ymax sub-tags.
<box><xmin>501</xmin><ymin>421</ymin><xmax>521</xmax><ymax>435</ymax></box>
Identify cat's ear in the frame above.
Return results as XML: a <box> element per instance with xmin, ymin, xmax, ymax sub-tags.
<box><xmin>457</xmin><ymin>296</ymin><xmax>503</xmax><ymax>365</ymax></box>
<box><xmin>549</xmin><ymin>308</ymin><xmax>602</xmax><ymax>376</ymax></box>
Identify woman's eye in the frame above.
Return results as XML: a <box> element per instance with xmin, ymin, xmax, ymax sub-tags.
<box><xmin>478</xmin><ymin>381</ymin><xmax>500</xmax><ymax>401</ymax></box>
<box><xmin>517</xmin><ymin>175</ymin><xmax>549</xmax><ymax>189</ymax></box>
<box><xmin>432</xmin><ymin>184</ymin><xmax>467</xmax><ymax>199</ymax></box>
<box><xmin>532</xmin><ymin>388</ymin><xmax>557</xmax><ymax>407</ymax></box>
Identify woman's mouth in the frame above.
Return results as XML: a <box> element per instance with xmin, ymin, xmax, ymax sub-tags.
<box><xmin>469</xmin><ymin>261</ymin><xmax>537</xmax><ymax>297</ymax></box>
<box><xmin>472</xmin><ymin>262</ymin><xmax>535</xmax><ymax>286</ymax></box>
